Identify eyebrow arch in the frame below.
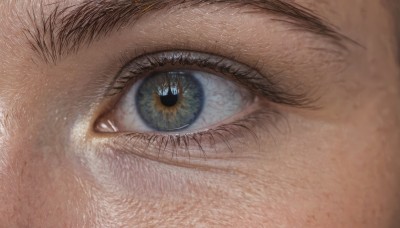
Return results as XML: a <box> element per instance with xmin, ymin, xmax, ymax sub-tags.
<box><xmin>24</xmin><ymin>0</ymin><xmax>352</xmax><ymax>64</ymax></box>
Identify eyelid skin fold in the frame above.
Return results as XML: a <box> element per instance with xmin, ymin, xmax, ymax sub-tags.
<box><xmin>108</xmin><ymin>50</ymin><xmax>314</xmax><ymax>108</ymax></box>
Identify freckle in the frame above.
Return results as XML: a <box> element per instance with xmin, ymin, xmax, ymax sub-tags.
<box><xmin>306</xmin><ymin>214</ymin><xmax>317</xmax><ymax>224</ymax></box>
<box><xmin>324</xmin><ymin>192</ymin><xmax>332</xmax><ymax>200</ymax></box>
<box><xmin>326</xmin><ymin>212</ymin><xmax>331</xmax><ymax>218</ymax></box>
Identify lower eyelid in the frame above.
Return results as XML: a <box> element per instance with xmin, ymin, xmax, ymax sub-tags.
<box><xmin>95</xmin><ymin>107</ymin><xmax>283</xmax><ymax>166</ymax></box>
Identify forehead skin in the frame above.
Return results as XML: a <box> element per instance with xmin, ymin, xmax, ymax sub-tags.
<box><xmin>0</xmin><ymin>0</ymin><xmax>399</xmax><ymax>227</ymax></box>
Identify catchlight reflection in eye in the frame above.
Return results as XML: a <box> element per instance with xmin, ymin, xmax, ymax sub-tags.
<box><xmin>99</xmin><ymin>70</ymin><xmax>254</xmax><ymax>134</ymax></box>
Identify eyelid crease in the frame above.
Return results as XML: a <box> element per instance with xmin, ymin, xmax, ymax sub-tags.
<box><xmin>109</xmin><ymin>50</ymin><xmax>317</xmax><ymax>108</ymax></box>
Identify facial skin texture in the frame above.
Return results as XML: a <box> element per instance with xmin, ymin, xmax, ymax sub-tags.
<box><xmin>0</xmin><ymin>0</ymin><xmax>399</xmax><ymax>227</ymax></box>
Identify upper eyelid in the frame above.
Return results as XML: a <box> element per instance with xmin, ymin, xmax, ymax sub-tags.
<box><xmin>108</xmin><ymin>50</ymin><xmax>316</xmax><ymax>108</ymax></box>
<box><xmin>23</xmin><ymin>0</ymin><xmax>356</xmax><ymax>64</ymax></box>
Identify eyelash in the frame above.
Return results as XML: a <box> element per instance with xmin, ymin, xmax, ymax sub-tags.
<box><xmin>108</xmin><ymin>51</ymin><xmax>258</xmax><ymax>96</ymax></box>
<box><xmin>105</xmin><ymin>109</ymin><xmax>282</xmax><ymax>162</ymax></box>
<box><xmin>108</xmin><ymin>50</ymin><xmax>312</xmax><ymax>107</ymax></box>
<box><xmin>97</xmin><ymin>50</ymin><xmax>299</xmax><ymax>160</ymax></box>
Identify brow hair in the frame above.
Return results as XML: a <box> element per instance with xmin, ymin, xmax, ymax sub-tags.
<box><xmin>24</xmin><ymin>0</ymin><xmax>350</xmax><ymax>64</ymax></box>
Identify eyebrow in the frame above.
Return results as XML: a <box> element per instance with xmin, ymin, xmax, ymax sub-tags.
<box><xmin>24</xmin><ymin>0</ymin><xmax>350</xmax><ymax>64</ymax></box>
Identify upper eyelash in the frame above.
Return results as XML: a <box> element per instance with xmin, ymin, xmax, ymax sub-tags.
<box><xmin>107</xmin><ymin>50</ymin><xmax>315</xmax><ymax>108</ymax></box>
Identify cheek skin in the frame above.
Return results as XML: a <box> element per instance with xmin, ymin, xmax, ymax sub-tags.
<box><xmin>84</xmin><ymin>109</ymin><xmax>399</xmax><ymax>227</ymax></box>
<box><xmin>1</xmin><ymin>105</ymin><xmax>398</xmax><ymax>227</ymax></box>
<box><xmin>0</xmin><ymin>107</ymin><xmax>97</xmax><ymax>226</ymax></box>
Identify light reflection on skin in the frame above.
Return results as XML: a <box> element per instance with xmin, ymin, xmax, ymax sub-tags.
<box><xmin>0</xmin><ymin>106</ymin><xmax>8</xmax><ymax>172</ymax></box>
<box><xmin>0</xmin><ymin>0</ymin><xmax>399</xmax><ymax>227</ymax></box>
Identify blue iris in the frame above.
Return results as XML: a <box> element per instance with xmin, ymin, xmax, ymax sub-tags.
<box><xmin>136</xmin><ymin>71</ymin><xmax>204</xmax><ymax>131</ymax></box>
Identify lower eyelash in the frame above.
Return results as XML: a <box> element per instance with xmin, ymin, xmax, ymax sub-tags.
<box><xmin>104</xmin><ymin>109</ymin><xmax>284</xmax><ymax>162</ymax></box>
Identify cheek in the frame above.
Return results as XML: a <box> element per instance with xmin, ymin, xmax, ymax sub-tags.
<box><xmin>77</xmin><ymin>143</ymin><xmax>281</xmax><ymax>226</ymax></box>
<box><xmin>0</xmin><ymin>115</ymin><xmax>97</xmax><ymax>226</ymax></box>
<box><xmin>0</xmin><ymin>136</ymin><xmax>20</xmax><ymax>225</ymax></box>
<box><xmin>273</xmin><ymin>111</ymin><xmax>400</xmax><ymax>227</ymax></box>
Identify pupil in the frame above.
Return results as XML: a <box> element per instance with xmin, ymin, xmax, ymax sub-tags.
<box><xmin>160</xmin><ymin>88</ymin><xmax>179</xmax><ymax>107</ymax></box>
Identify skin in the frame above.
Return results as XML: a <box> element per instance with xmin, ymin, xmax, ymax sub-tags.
<box><xmin>0</xmin><ymin>0</ymin><xmax>399</xmax><ymax>227</ymax></box>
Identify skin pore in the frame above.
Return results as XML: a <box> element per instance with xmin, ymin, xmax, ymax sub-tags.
<box><xmin>0</xmin><ymin>0</ymin><xmax>399</xmax><ymax>227</ymax></box>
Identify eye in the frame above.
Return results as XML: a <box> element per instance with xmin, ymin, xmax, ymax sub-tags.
<box><xmin>99</xmin><ymin>69</ymin><xmax>253</xmax><ymax>133</ymax></box>
<box><xmin>93</xmin><ymin>50</ymin><xmax>305</xmax><ymax>160</ymax></box>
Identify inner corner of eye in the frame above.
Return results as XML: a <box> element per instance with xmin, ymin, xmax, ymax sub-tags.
<box><xmin>94</xmin><ymin>114</ymin><xmax>120</xmax><ymax>134</ymax></box>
